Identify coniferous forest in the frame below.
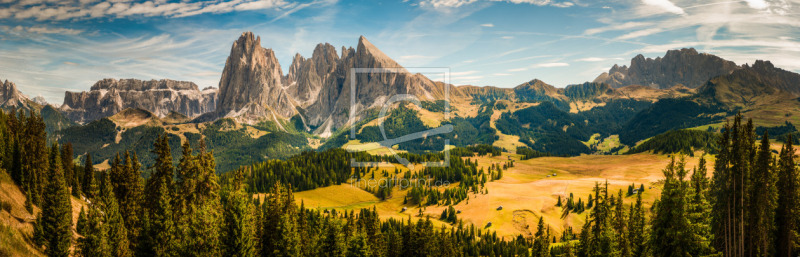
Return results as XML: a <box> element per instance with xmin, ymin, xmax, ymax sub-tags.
<box><xmin>2</xmin><ymin>107</ymin><xmax>800</xmax><ymax>257</ymax></box>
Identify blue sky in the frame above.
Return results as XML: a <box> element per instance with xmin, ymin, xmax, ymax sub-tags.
<box><xmin>1</xmin><ymin>0</ymin><xmax>799</xmax><ymax>104</ymax></box>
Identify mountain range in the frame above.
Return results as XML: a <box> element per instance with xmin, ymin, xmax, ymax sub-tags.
<box><xmin>4</xmin><ymin>31</ymin><xmax>800</xmax><ymax>171</ymax></box>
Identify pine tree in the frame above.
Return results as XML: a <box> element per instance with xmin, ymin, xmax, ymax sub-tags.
<box><xmin>532</xmin><ymin>217</ymin><xmax>550</xmax><ymax>257</ymax></box>
<box><xmin>40</xmin><ymin>144</ymin><xmax>73</xmax><ymax>257</ymax></box>
<box><xmin>222</xmin><ymin>168</ymin><xmax>256</xmax><ymax>257</ymax></box>
<box><xmin>613</xmin><ymin>189</ymin><xmax>630</xmax><ymax>257</ymax></box>
<box><xmin>61</xmin><ymin>143</ymin><xmax>74</xmax><ymax>192</ymax></box>
<box><xmin>711</xmin><ymin>116</ymin><xmax>754</xmax><ymax>257</ymax></box>
<box><xmin>747</xmin><ymin>132</ymin><xmax>777</xmax><ymax>257</ymax></box>
<box><xmin>141</xmin><ymin>134</ymin><xmax>176</xmax><ymax>256</ymax></box>
<box><xmin>652</xmin><ymin>156</ymin><xmax>716</xmax><ymax>256</ymax></box>
<box><xmin>76</xmin><ymin>206</ymin><xmax>87</xmax><ymax>236</ymax></box>
<box><xmin>83</xmin><ymin>153</ymin><xmax>97</xmax><ymax>199</ymax></box>
<box><xmin>78</xmin><ymin>206</ymin><xmax>110</xmax><ymax>257</ymax></box>
<box><xmin>688</xmin><ymin>156</ymin><xmax>717</xmax><ymax>256</ymax></box>
<box><xmin>627</xmin><ymin>193</ymin><xmax>646</xmax><ymax>257</ymax></box>
<box><xmin>775</xmin><ymin>136</ymin><xmax>799</xmax><ymax>257</ymax></box>
<box><xmin>101</xmin><ymin>170</ymin><xmax>130</xmax><ymax>257</ymax></box>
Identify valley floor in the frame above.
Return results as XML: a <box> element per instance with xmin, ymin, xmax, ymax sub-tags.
<box><xmin>290</xmin><ymin>152</ymin><xmax>713</xmax><ymax>239</ymax></box>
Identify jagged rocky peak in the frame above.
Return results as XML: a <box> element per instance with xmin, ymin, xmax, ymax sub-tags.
<box><xmin>594</xmin><ymin>48</ymin><xmax>739</xmax><ymax>89</ymax></box>
<box><xmin>61</xmin><ymin>78</ymin><xmax>217</xmax><ymax>123</ymax></box>
<box><xmin>0</xmin><ymin>79</ymin><xmax>30</xmax><ymax>108</ymax></box>
<box><xmin>216</xmin><ymin>31</ymin><xmax>295</xmax><ymax>122</ymax></box>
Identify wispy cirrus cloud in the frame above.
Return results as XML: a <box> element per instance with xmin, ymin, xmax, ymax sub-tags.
<box><xmin>0</xmin><ymin>0</ymin><xmax>294</xmax><ymax>21</ymax></box>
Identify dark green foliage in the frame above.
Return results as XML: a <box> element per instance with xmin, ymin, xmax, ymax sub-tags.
<box><xmin>755</xmin><ymin>121</ymin><xmax>797</xmax><ymax>137</ymax></box>
<box><xmin>221</xmin><ymin>168</ymin><xmax>256</xmax><ymax>257</ymax></box>
<box><xmin>748</xmin><ymin>132</ymin><xmax>777</xmax><ymax>257</ymax></box>
<box><xmin>628</xmin><ymin>129</ymin><xmax>719</xmax><ymax>155</ymax></box>
<box><xmin>41</xmin><ymin>144</ymin><xmax>73</xmax><ymax>257</ymax></box>
<box><xmin>776</xmin><ymin>135</ymin><xmax>799</xmax><ymax>257</ymax></box>
<box><xmin>77</xmin><ymin>206</ymin><xmax>109</xmax><ymax>257</ymax></box>
<box><xmin>563</xmin><ymin>82</ymin><xmax>612</xmax><ymax>100</ymax></box>
<box><xmin>141</xmin><ymin>134</ymin><xmax>177</xmax><ymax>256</ymax></box>
<box><xmin>495</xmin><ymin>101</ymin><xmax>591</xmax><ymax>155</ymax></box>
<box><xmin>41</xmin><ymin>105</ymin><xmax>77</xmax><ymax>142</ymax></box>
<box><xmin>202</xmin><ymin>118</ymin><xmax>309</xmax><ymax>172</ymax></box>
<box><xmin>58</xmin><ymin>118</ymin><xmax>117</xmax><ymax>156</ymax></box>
<box><xmin>711</xmin><ymin>114</ymin><xmax>755</xmax><ymax>257</ymax></box>
<box><xmin>516</xmin><ymin>146</ymin><xmax>552</xmax><ymax>160</ymax></box>
<box><xmin>650</xmin><ymin>156</ymin><xmax>715</xmax><ymax>256</ymax></box>
<box><xmin>420</xmin><ymin>100</ymin><xmax>450</xmax><ymax>112</ymax></box>
<box><xmin>620</xmin><ymin>98</ymin><xmax>727</xmax><ymax>145</ymax></box>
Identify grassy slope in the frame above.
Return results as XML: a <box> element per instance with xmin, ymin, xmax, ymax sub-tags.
<box><xmin>290</xmin><ymin>151</ymin><xmax>713</xmax><ymax>240</ymax></box>
<box><xmin>0</xmin><ymin>169</ymin><xmax>90</xmax><ymax>257</ymax></box>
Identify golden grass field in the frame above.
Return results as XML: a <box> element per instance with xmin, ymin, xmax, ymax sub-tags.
<box><xmin>291</xmin><ymin>151</ymin><xmax>713</xmax><ymax>240</ymax></box>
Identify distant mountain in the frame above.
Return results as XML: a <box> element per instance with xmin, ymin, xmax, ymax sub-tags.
<box><xmin>0</xmin><ymin>79</ymin><xmax>33</xmax><ymax>110</ymax></box>
<box><xmin>594</xmin><ymin>48</ymin><xmax>739</xmax><ymax>89</ymax></box>
<box><xmin>210</xmin><ymin>32</ymin><xmax>452</xmax><ymax>136</ymax></box>
<box><xmin>61</xmin><ymin>78</ymin><xmax>217</xmax><ymax>123</ymax></box>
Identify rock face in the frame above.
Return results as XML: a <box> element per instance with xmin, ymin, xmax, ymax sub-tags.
<box><xmin>215</xmin><ymin>32</ymin><xmax>296</xmax><ymax>121</ymax></box>
<box><xmin>61</xmin><ymin>78</ymin><xmax>217</xmax><ymax>123</ymax></box>
<box><xmin>594</xmin><ymin>48</ymin><xmax>739</xmax><ymax>89</ymax></box>
<box><xmin>214</xmin><ymin>32</ymin><xmax>448</xmax><ymax>135</ymax></box>
<box><xmin>0</xmin><ymin>79</ymin><xmax>30</xmax><ymax>109</ymax></box>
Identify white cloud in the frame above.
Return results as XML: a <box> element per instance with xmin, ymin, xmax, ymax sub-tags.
<box><xmin>508</xmin><ymin>67</ymin><xmax>527</xmax><ymax>72</ymax></box>
<box><xmin>743</xmin><ymin>0</ymin><xmax>768</xmax><ymax>9</ymax></box>
<box><xmin>533</xmin><ymin>62</ymin><xmax>569</xmax><ymax>68</ymax></box>
<box><xmin>480</xmin><ymin>23</ymin><xmax>494</xmax><ymax>27</ymax></box>
<box><xmin>420</xmin><ymin>0</ymin><xmax>477</xmax><ymax>8</ymax></box>
<box><xmin>641</xmin><ymin>0</ymin><xmax>684</xmax><ymax>15</ymax></box>
<box><xmin>575</xmin><ymin>57</ymin><xmax>605</xmax><ymax>62</ymax></box>
<box><xmin>493</xmin><ymin>73</ymin><xmax>512</xmax><ymax>76</ymax></box>
<box><xmin>0</xmin><ymin>0</ymin><xmax>293</xmax><ymax>21</ymax></box>
<box><xmin>501</xmin><ymin>36</ymin><xmax>514</xmax><ymax>39</ymax></box>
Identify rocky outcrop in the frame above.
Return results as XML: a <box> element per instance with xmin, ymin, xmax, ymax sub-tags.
<box><xmin>61</xmin><ymin>78</ymin><xmax>217</xmax><ymax>123</ymax></box>
<box><xmin>214</xmin><ymin>32</ymin><xmax>449</xmax><ymax>135</ymax></box>
<box><xmin>594</xmin><ymin>48</ymin><xmax>739</xmax><ymax>89</ymax></box>
<box><xmin>0</xmin><ymin>79</ymin><xmax>31</xmax><ymax>109</ymax></box>
<box><xmin>215</xmin><ymin>32</ymin><xmax>297</xmax><ymax>122</ymax></box>
<box><xmin>744</xmin><ymin>60</ymin><xmax>800</xmax><ymax>96</ymax></box>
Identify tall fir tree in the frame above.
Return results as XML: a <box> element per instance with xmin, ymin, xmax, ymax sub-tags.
<box><xmin>650</xmin><ymin>156</ymin><xmax>709</xmax><ymax>256</ymax></box>
<box><xmin>688</xmin><ymin>156</ymin><xmax>717</xmax><ymax>256</ymax></box>
<box><xmin>141</xmin><ymin>134</ymin><xmax>177</xmax><ymax>257</ymax></box>
<box><xmin>711</xmin><ymin>115</ymin><xmax>755</xmax><ymax>257</ymax></box>
<box><xmin>222</xmin><ymin>168</ymin><xmax>256</xmax><ymax>257</ymax></box>
<box><xmin>78</xmin><ymin>205</ymin><xmax>110</xmax><ymax>257</ymax></box>
<box><xmin>40</xmin><ymin>144</ymin><xmax>73</xmax><ymax>257</ymax></box>
<box><xmin>532</xmin><ymin>217</ymin><xmax>551</xmax><ymax>257</ymax></box>
<box><xmin>101</xmin><ymin>169</ymin><xmax>131</xmax><ymax>257</ymax></box>
<box><xmin>775</xmin><ymin>135</ymin><xmax>799</xmax><ymax>257</ymax></box>
<box><xmin>747</xmin><ymin>132</ymin><xmax>777</xmax><ymax>257</ymax></box>
<box><xmin>83</xmin><ymin>153</ymin><xmax>97</xmax><ymax>199</ymax></box>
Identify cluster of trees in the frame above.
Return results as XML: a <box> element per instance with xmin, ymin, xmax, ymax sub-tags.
<box><xmin>627</xmin><ymin>129</ymin><xmax>718</xmax><ymax>155</ymax></box>
<box><xmin>517</xmin><ymin>147</ymin><xmax>553</xmax><ymax>160</ymax></box>
<box><xmin>708</xmin><ymin>115</ymin><xmax>800</xmax><ymax>257</ymax></box>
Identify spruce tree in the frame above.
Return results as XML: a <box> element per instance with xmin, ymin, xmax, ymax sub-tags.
<box><xmin>40</xmin><ymin>144</ymin><xmax>73</xmax><ymax>257</ymax></box>
<box><xmin>101</xmin><ymin>170</ymin><xmax>130</xmax><ymax>257</ymax></box>
<box><xmin>532</xmin><ymin>217</ymin><xmax>550</xmax><ymax>257</ymax></box>
<box><xmin>78</xmin><ymin>206</ymin><xmax>109</xmax><ymax>257</ymax></box>
<box><xmin>775</xmin><ymin>136</ymin><xmax>799</xmax><ymax>257</ymax></box>
<box><xmin>222</xmin><ymin>168</ymin><xmax>256</xmax><ymax>257</ymax></box>
<box><xmin>627</xmin><ymin>193</ymin><xmax>646</xmax><ymax>257</ymax></box>
<box><xmin>141</xmin><ymin>134</ymin><xmax>176</xmax><ymax>256</ymax></box>
<box><xmin>83</xmin><ymin>153</ymin><xmax>96</xmax><ymax>199</ymax></box>
<box><xmin>748</xmin><ymin>132</ymin><xmax>777</xmax><ymax>257</ymax></box>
